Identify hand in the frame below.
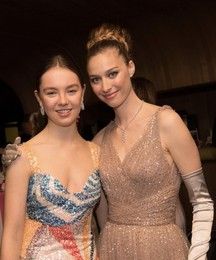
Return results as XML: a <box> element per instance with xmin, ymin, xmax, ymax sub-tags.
<box><xmin>1</xmin><ymin>137</ymin><xmax>22</xmax><ymax>168</ymax></box>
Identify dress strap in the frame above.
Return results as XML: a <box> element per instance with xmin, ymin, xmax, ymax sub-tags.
<box><xmin>21</xmin><ymin>143</ymin><xmax>41</xmax><ymax>173</ymax></box>
<box><xmin>153</xmin><ymin>105</ymin><xmax>173</xmax><ymax>122</ymax></box>
<box><xmin>87</xmin><ymin>142</ymin><xmax>100</xmax><ymax>169</ymax></box>
<box><xmin>140</xmin><ymin>105</ymin><xmax>173</xmax><ymax>131</ymax></box>
<box><xmin>156</xmin><ymin>105</ymin><xmax>173</xmax><ymax>114</ymax></box>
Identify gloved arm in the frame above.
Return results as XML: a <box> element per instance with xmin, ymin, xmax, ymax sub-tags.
<box><xmin>182</xmin><ymin>168</ymin><xmax>214</xmax><ymax>260</ymax></box>
<box><xmin>1</xmin><ymin>137</ymin><xmax>22</xmax><ymax>169</ymax></box>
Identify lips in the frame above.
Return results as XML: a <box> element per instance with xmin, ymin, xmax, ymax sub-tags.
<box><xmin>103</xmin><ymin>90</ymin><xmax>118</xmax><ymax>100</ymax></box>
<box><xmin>55</xmin><ymin>108</ymin><xmax>72</xmax><ymax>116</ymax></box>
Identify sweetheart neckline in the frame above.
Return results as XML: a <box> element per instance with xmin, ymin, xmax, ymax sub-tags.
<box><xmin>29</xmin><ymin>170</ymin><xmax>100</xmax><ymax>195</ymax></box>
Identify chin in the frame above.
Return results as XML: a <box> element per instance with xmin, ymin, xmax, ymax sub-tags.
<box><xmin>51</xmin><ymin>118</ymin><xmax>76</xmax><ymax>128</ymax></box>
<box><xmin>100</xmin><ymin>97</ymin><xmax>122</xmax><ymax>108</ymax></box>
<box><xmin>107</xmin><ymin>99</ymin><xmax>126</xmax><ymax>109</ymax></box>
<box><xmin>58</xmin><ymin>123</ymin><xmax>76</xmax><ymax>128</ymax></box>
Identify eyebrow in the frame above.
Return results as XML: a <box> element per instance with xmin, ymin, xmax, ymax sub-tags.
<box><xmin>42</xmin><ymin>84</ymin><xmax>80</xmax><ymax>90</ymax></box>
<box><xmin>106</xmin><ymin>67</ymin><xmax>118</xmax><ymax>74</ymax></box>
<box><xmin>89</xmin><ymin>67</ymin><xmax>118</xmax><ymax>77</ymax></box>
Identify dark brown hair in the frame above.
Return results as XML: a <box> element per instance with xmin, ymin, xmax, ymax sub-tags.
<box><xmin>36</xmin><ymin>53</ymin><xmax>85</xmax><ymax>91</ymax></box>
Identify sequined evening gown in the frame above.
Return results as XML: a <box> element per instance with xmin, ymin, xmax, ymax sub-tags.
<box><xmin>20</xmin><ymin>142</ymin><xmax>101</xmax><ymax>260</ymax></box>
<box><xmin>99</xmin><ymin>106</ymin><xmax>189</xmax><ymax>260</ymax></box>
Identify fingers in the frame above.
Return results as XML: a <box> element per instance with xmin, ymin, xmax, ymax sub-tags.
<box><xmin>14</xmin><ymin>136</ymin><xmax>21</xmax><ymax>145</ymax></box>
<box><xmin>1</xmin><ymin>137</ymin><xmax>22</xmax><ymax>168</ymax></box>
<box><xmin>14</xmin><ymin>137</ymin><xmax>22</xmax><ymax>156</ymax></box>
<box><xmin>2</xmin><ymin>149</ymin><xmax>19</xmax><ymax>167</ymax></box>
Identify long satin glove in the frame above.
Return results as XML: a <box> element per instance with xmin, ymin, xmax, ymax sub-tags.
<box><xmin>1</xmin><ymin>137</ymin><xmax>22</xmax><ymax>169</ymax></box>
<box><xmin>182</xmin><ymin>168</ymin><xmax>214</xmax><ymax>260</ymax></box>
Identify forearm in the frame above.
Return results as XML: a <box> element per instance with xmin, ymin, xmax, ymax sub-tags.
<box><xmin>182</xmin><ymin>168</ymin><xmax>214</xmax><ymax>260</ymax></box>
<box><xmin>1</xmin><ymin>210</ymin><xmax>25</xmax><ymax>259</ymax></box>
<box><xmin>1</xmin><ymin>232</ymin><xmax>22</xmax><ymax>260</ymax></box>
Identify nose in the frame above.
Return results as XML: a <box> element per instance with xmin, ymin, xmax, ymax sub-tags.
<box><xmin>101</xmin><ymin>78</ymin><xmax>112</xmax><ymax>93</ymax></box>
<box><xmin>59</xmin><ymin>93</ymin><xmax>69</xmax><ymax>106</ymax></box>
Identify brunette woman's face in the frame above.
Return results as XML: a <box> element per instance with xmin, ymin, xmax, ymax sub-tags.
<box><xmin>87</xmin><ymin>47</ymin><xmax>135</xmax><ymax>108</ymax></box>
<box><xmin>35</xmin><ymin>67</ymin><xmax>84</xmax><ymax>128</ymax></box>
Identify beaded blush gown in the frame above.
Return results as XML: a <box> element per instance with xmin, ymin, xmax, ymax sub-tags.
<box><xmin>99</xmin><ymin>106</ymin><xmax>189</xmax><ymax>260</ymax></box>
<box><xmin>19</xmin><ymin>142</ymin><xmax>101</xmax><ymax>260</ymax></box>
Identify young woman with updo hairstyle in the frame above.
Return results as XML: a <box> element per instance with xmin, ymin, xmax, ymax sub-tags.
<box><xmin>86</xmin><ymin>24</ymin><xmax>214</xmax><ymax>260</ymax></box>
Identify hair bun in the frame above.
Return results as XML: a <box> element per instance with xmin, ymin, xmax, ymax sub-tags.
<box><xmin>87</xmin><ymin>23</ymin><xmax>131</xmax><ymax>52</ymax></box>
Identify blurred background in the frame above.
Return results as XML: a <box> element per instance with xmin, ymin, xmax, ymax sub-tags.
<box><xmin>0</xmin><ymin>0</ymin><xmax>216</xmax><ymax>144</ymax></box>
<box><xmin>0</xmin><ymin>1</ymin><xmax>215</xmax><ymax>255</ymax></box>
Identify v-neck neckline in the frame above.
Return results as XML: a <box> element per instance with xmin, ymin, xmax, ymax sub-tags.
<box><xmin>29</xmin><ymin>170</ymin><xmax>99</xmax><ymax>196</ymax></box>
<box><xmin>109</xmin><ymin>107</ymin><xmax>161</xmax><ymax>165</ymax></box>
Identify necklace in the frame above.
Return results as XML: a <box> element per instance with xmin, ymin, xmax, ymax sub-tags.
<box><xmin>114</xmin><ymin>101</ymin><xmax>144</xmax><ymax>143</ymax></box>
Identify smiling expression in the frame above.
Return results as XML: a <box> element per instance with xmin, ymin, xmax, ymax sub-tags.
<box><xmin>87</xmin><ymin>47</ymin><xmax>135</xmax><ymax>108</ymax></box>
<box><xmin>36</xmin><ymin>67</ymin><xmax>84</xmax><ymax>128</ymax></box>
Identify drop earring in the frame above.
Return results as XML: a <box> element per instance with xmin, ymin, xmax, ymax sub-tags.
<box><xmin>40</xmin><ymin>106</ymin><xmax>45</xmax><ymax>116</ymax></box>
<box><xmin>81</xmin><ymin>101</ymin><xmax>85</xmax><ymax>110</ymax></box>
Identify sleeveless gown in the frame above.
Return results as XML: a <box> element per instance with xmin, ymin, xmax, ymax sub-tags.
<box><xmin>99</xmin><ymin>106</ymin><xmax>189</xmax><ymax>260</ymax></box>
<box><xmin>20</xmin><ymin>142</ymin><xmax>101</xmax><ymax>260</ymax></box>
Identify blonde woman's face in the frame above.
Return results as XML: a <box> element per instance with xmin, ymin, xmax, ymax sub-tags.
<box><xmin>87</xmin><ymin>48</ymin><xmax>135</xmax><ymax>108</ymax></box>
<box><xmin>36</xmin><ymin>67</ymin><xmax>84</xmax><ymax>128</ymax></box>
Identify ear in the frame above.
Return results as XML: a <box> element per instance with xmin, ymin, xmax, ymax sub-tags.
<box><xmin>128</xmin><ymin>60</ymin><xmax>135</xmax><ymax>78</ymax></box>
<box><xmin>34</xmin><ymin>90</ymin><xmax>42</xmax><ymax>106</ymax></box>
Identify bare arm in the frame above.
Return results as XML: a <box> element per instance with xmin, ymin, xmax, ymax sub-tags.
<box><xmin>160</xmin><ymin>109</ymin><xmax>201</xmax><ymax>174</ymax></box>
<box><xmin>92</xmin><ymin>128</ymin><xmax>109</xmax><ymax>231</ymax></box>
<box><xmin>0</xmin><ymin>147</ymin><xmax>30</xmax><ymax>260</ymax></box>
<box><xmin>160</xmin><ymin>109</ymin><xmax>213</xmax><ymax>260</ymax></box>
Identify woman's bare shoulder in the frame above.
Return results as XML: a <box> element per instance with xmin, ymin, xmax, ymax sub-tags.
<box><xmin>158</xmin><ymin>106</ymin><xmax>183</xmax><ymax>130</ymax></box>
<box><xmin>92</xmin><ymin>126</ymin><xmax>108</xmax><ymax>146</ymax></box>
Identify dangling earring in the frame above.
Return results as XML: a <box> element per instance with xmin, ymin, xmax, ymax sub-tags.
<box><xmin>81</xmin><ymin>101</ymin><xmax>85</xmax><ymax>110</ymax></box>
<box><xmin>40</xmin><ymin>106</ymin><xmax>45</xmax><ymax>116</ymax></box>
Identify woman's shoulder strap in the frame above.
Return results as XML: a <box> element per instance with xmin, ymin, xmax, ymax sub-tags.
<box><xmin>21</xmin><ymin>143</ymin><xmax>40</xmax><ymax>173</ymax></box>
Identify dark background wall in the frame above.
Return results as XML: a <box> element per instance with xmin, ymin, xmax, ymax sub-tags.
<box><xmin>0</xmin><ymin>1</ymin><xmax>215</xmax><ymax>143</ymax></box>
<box><xmin>0</xmin><ymin>0</ymin><xmax>216</xmax><ymax>252</ymax></box>
<box><xmin>0</xmin><ymin>0</ymin><xmax>215</xmax><ymax>138</ymax></box>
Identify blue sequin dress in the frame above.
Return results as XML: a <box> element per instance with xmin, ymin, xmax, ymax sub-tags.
<box><xmin>20</xmin><ymin>142</ymin><xmax>101</xmax><ymax>260</ymax></box>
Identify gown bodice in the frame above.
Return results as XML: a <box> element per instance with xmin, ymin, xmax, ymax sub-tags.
<box><xmin>21</xmin><ymin>142</ymin><xmax>101</xmax><ymax>260</ymax></box>
<box><xmin>98</xmin><ymin>106</ymin><xmax>189</xmax><ymax>260</ymax></box>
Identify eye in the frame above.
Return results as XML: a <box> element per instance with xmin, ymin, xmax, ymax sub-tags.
<box><xmin>46</xmin><ymin>91</ymin><xmax>57</xmax><ymax>96</ymax></box>
<box><xmin>90</xmin><ymin>77</ymin><xmax>100</xmax><ymax>85</ymax></box>
<box><xmin>68</xmin><ymin>89</ymin><xmax>77</xmax><ymax>94</ymax></box>
<box><xmin>108</xmin><ymin>71</ymin><xmax>118</xmax><ymax>79</ymax></box>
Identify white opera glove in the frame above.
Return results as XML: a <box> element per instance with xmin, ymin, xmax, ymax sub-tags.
<box><xmin>1</xmin><ymin>137</ymin><xmax>22</xmax><ymax>169</ymax></box>
<box><xmin>182</xmin><ymin>168</ymin><xmax>214</xmax><ymax>260</ymax></box>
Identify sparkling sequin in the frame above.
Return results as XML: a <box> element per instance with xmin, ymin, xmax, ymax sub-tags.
<box><xmin>99</xmin><ymin>106</ymin><xmax>189</xmax><ymax>260</ymax></box>
<box><xmin>20</xmin><ymin>142</ymin><xmax>101</xmax><ymax>260</ymax></box>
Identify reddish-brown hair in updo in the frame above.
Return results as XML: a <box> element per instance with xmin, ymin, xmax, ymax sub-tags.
<box><xmin>86</xmin><ymin>23</ymin><xmax>133</xmax><ymax>64</ymax></box>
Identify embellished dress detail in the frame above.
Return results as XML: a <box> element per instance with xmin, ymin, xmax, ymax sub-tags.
<box><xmin>20</xmin><ymin>142</ymin><xmax>101</xmax><ymax>260</ymax></box>
<box><xmin>99</xmin><ymin>106</ymin><xmax>189</xmax><ymax>260</ymax></box>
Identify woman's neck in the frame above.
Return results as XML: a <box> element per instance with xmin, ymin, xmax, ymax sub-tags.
<box><xmin>114</xmin><ymin>90</ymin><xmax>143</xmax><ymax>127</ymax></box>
<box><xmin>40</xmin><ymin>122</ymin><xmax>82</xmax><ymax>146</ymax></box>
